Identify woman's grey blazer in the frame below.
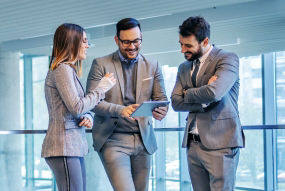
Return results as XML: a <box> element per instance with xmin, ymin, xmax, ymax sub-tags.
<box><xmin>41</xmin><ymin>64</ymin><xmax>105</xmax><ymax>158</ymax></box>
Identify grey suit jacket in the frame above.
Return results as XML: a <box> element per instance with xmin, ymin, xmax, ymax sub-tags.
<box><xmin>86</xmin><ymin>51</ymin><xmax>167</xmax><ymax>154</ymax></box>
<box><xmin>171</xmin><ymin>46</ymin><xmax>245</xmax><ymax>149</ymax></box>
<box><xmin>41</xmin><ymin>64</ymin><xmax>105</xmax><ymax>158</ymax></box>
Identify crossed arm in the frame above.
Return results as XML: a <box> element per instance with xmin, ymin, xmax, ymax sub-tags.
<box><xmin>171</xmin><ymin>54</ymin><xmax>239</xmax><ymax>112</ymax></box>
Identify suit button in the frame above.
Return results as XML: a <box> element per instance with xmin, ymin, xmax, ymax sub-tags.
<box><xmin>114</xmin><ymin>121</ymin><xmax>118</xmax><ymax>125</ymax></box>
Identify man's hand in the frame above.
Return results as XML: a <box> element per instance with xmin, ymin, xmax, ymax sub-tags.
<box><xmin>79</xmin><ymin>117</ymin><xmax>92</xmax><ymax>128</ymax></box>
<box><xmin>152</xmin><ymin>106</ymin><xmax>168</xmax><ymax>121</ymax></box>
<box><xmin>121</xmin><ymin>104</ymin><xmax>140</xmax><ymax>120</ymax></box>
<box><xmin>208</xmin><ymin>75</ymin><xmax>217</xmax><ymax>85</ymax></box>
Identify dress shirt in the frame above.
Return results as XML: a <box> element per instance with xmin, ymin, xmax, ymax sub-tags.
<box><xmin>190</xmin><ymin>45</ymin><xmax>213</xmax><ymax>135</ymax></box>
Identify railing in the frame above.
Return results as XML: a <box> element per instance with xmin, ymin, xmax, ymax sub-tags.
<box><xmin>1</xmin><ymin>125</ymin><xmax>285</xmax><ymax>191</ymax></box>
<box><xmin>1</xmin><ymin>125</ymin><xmax>285</xmax><ymax>134</ymax></box>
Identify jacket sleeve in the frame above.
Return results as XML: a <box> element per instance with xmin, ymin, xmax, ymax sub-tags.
<box><xmin>171</xmin><ymin>64</ymin><xmax>204</xmax><ymax>112</ymax></box>
<box><xmin>86</xmin><ymin>59</ymin><xmax>124</xmax><ymax>117</ymax></box>
<box><xmin>184</xmin><ymin>53</ymin><xmax>239</xmax><ymax>104</ymax></box>
<box><xmin>53</xmin><ymin>64</ymin><xmax>105</xmax><ymax>119</ymax></box>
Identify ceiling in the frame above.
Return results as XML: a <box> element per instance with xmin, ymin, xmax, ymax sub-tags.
<box><xmin>1</xmin><ymin>0</ymin><xmax>285</xmax><ymax>58</ymax></box>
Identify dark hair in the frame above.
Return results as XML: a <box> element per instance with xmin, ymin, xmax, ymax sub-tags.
<box><xmin>50</xmin><ymin>23</ymin><xmax>85</xmax><ymax>76</ymax></box>
<box><xmin>179</xmin><ymin>16</ymin><xmax>210</xmax><ymax>43</ymax></box>
<box><xmin>116</xmin><ymin>18</ymin><xmax>141</xmax><ymax>37</ymax></box>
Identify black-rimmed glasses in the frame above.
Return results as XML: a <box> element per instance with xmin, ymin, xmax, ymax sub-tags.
<box><xmin>118</xmin><ymin>37</ymin><xmax>142</xmax><ymax>47</ymax></box>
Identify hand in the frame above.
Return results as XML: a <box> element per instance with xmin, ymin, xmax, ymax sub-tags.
<box><xmin>120</xmin><ymin>104</ymin><xmax>140</xmax><ymax>120</ymax></box>
<box><xmin>208</xmin><ymin>75</ymin><xmax>217</xmax><ymax>85</ymax></box>
<box><xmin>97</xmin><ymin>72</ymin><xmax>116</xmax><ymax>93</ymax></box>
<box><xmin>104</xmin><ymin>72</ymin><xmax>116</xmax><ymax>84</ymax></box>
<box><xmin>152</xmin><ymin>106</ymin><xmax>168</xmax><ymax>121</ymax></box>
<box><xmin>79</xmin><ymin>117</ymin><xmax>92</xmax><ymax>128</ymax></box>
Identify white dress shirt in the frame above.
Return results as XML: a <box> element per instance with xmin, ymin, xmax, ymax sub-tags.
<box><xmin>190</xmin><ymin>45</ymin><xmax>213</xmax><ymax>135</ymax></box>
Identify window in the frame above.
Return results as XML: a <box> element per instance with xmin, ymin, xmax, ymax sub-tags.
<box><xmin>276</xmin><ymin>51</ymin><xmax>285</xmax><ymax>190</ymax></box>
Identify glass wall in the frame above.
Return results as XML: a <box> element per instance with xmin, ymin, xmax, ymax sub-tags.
<box><xmin>236</xmin><ymin>55</ymin><xmax>264</xmax><ymax>190</ymax></box>
<box><xmin>0</xmin><ymin>49</ymin><xmax>285</xmax><ymax>190</ymax></box>
<box><xmin>276</xmin><ymin>51</ymin><xmax>285</xmax><ymax>190</ymax></box>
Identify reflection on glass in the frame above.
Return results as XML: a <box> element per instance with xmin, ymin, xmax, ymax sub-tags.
<box><xmin>239</xmin><ymin>55</ymin><xmax>263</xmax><ymax>125</ymax></box>
<box><xmin>165</xmin><ymin>132</ymin><xmax>179</xmax><ymax>180</ymax></box>
<box><xmin>166</xmin><ymin>181</ymin><xmax>179</xmax><ymax>191</ymax></box>
<box><xmin>236</xmin><ymin>55</ymin><xmax>264</xmax><ymax>190</ymax></box>
<box><xmin>0</xmin><ymin>135</ymin><xmax>23</xmax><ymax>191</ymax></box>
<box><xmin>162</xmin><ymin>65</ymin><xmax>178</xmax><ymax>128</ymax></box>
<box><xmin>276</xmin><ymin>51</ymin><xmax>285</xmax><ymax>189</ymax></box>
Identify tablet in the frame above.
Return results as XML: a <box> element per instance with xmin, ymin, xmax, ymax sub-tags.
<box><xmin>130</xmin><ymin>101</ymin><xmax>170</xmax><ymax>117</ymax></box>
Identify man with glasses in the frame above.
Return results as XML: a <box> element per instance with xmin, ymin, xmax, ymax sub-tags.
<box><xmin>86</xmin><ymin>18</ymin><xmax>168</xmax><ymax>191</ymax></box>
<box><xmin>171</xmin><ymin>16</ymin><xmax>245</xmax><ymax>190</ymax></box>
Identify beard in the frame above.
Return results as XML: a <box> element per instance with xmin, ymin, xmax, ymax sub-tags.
<box><xmin>184</xmin><ymin>46</ymin><xmax>203</xmax><ymax>62</ymax></box>
<box><xmin>120</xmin><ymin>47</ymin><xmax>139</xmax><ymax>60</ymax></box>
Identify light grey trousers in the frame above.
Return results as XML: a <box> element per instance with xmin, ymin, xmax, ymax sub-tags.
<box><xmin>98</xmin><ymin>133</ymin><xmax>151</xmax><ymax>191</ymax></box>
<box><xmin>187</xmin><ymin>141</ymin><xmax>240</xmax><ymax>191</ymax></box>
<box><xmin>45</xmin><ymin>156</ymin><xmax>86</xmax><ymax>191</ymax></box>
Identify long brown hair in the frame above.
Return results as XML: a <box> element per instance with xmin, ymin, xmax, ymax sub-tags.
<box><xmin>49</xmin><ymin>23</ymin><xmax>85</xmax><ymax>76</ymax></box>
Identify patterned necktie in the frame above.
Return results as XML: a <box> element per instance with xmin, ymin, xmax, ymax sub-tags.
<box><xmin>191</xmin><ymin>59</ymin><xmax>200</xmax><ymax>87</ymax></box>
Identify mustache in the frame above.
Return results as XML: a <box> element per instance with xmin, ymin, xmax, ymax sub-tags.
<box><xmin>184</xmin><ymin>52</ymin><xmax>193</xmax><ymax>55</ymax></box>
<box><xmin>124</xmin><ymin>47</ymin><xmax>139</xmax><ymax>51</ymax></box>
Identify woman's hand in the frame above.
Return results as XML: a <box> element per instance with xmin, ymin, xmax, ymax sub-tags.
<box><xmin>97</xmin><ymin>72</ymin><xmax>116</xmax><ymax>93</ymax></box>
<box><xmin>79</xmin><ymin>117</ymin><xmax>92</xmax><ymax>128</ymax></box>
<box><xmin>104</xmin><ymin>72</ymin><xmax>116</xmax><ymax>84</ymax></box>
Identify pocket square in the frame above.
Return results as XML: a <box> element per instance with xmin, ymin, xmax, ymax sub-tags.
<box><xmin>142</xmin><ymin>77</ymin><xmax>153</xmax><ymax>81</ymax></box>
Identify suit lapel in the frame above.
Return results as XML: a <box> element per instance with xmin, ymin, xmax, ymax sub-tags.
<box><xmin>136</xmin><ymin>55</ymin><xmax>144</xmax><ymax>102</ymax></box>
<box><xmin>112</xmin><ymin>51</ymin><xmax>125</xmax><ymax>98</ymax></box>
<box><xmin>196</xmin><ymin>46</ymin><xmax>218</xmax><ymax>87</ymax></box>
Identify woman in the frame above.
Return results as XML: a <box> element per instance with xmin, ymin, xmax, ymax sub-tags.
<box><xmin>41</xmin><ymin>23</ymin><xmax>116</xmax><ymax>191</ymax></box>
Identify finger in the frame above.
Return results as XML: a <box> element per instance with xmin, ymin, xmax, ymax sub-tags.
<box><xmin>85</xmin><ymin>120</ymin><xmax>91</xmax><ymax>127</ymax></box>
<box><xmin>86</xmin><ymin>122</ymin><xmax>92</xmax><ymax>128</ymax></box>
<box><xmin>85</xmin><ymin>120</ymin><xmax>92</xmax><ymax>127</ymax></box>
<box><xmin>110</xmin><ymin>77</ymin><xmax>116</xmax><ymax>83</ymax></box>
<box><xmin>127</xmin><ymin>116</ymin><xmax>136</xmax><ymax>121</ymax></box>
<box><xmin>132</xmin><ymin>104</ymin><xmax>140</xmax><ymax>109</ymax></box>
<box><xmin>82</xmin><ymin>118</ymin><xmax>90</xmax><ymax>126</ymax></box>
<box><xmin>129</xmin><ymin>108</ymin><xmax>136</xmax><ymax>113</ymax></box>
<box><xmin>153</xmin><ymin>110</ymin><xmax>162</xmax><ymax>117</ymax></box>
<box><xmin>80</xmin><ymin>121</ymin><xmax>88</xmax><ymax>127</ymax></box>
<box><xmin>154</xmin><ymin>108</ymin><xmax>167</xmax><ymax>116</ymax></box>
<box><xmin>127</xmin><ymin>110</ymin><xmax>134</xmax><ymax>116</ymax></box>
<box><xmin>157</xmin><ymin>106</ymin><xmax>168</xmax><ymax>112</ymax></box>
<box><xmin>152</xmin><ymin>111</ymin><xmax>163</xmax><ymax>121</ymax></box>
<box><xmin>104</xmin><ymin>72</ymin><xmax>111</xmax><ymax>77</ymax></box>
<box><xmin>79</xmin><ymin>118</ymin><xmax>87</xmax><ymax>126</ymax></box>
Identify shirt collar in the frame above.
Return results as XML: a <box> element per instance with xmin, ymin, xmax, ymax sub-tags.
<box><xmin>199</xmin><ymin>45</ymin><xmax>213</xmax><ymax>64</ymax></box>
<box><xmin>118</xmin><ymin>50</ymin><xmax>139</xmax><ymax>65</ymax></box>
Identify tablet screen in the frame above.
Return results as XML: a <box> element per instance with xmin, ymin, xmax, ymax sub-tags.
<box><xmin>130</xmin><ymin>101</ymin><xmax>170</xmax><ymax>117</ymax></box>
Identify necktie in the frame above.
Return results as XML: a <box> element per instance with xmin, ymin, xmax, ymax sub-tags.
<box><xmin>191</xmin><ymin>59</ymin><xmax>200</xmax><ymax>87</ymax></box>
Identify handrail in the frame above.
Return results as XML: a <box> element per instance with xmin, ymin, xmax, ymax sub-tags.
<box><xmin>0</xmin><ymin>125</ymin><xmax>285</xmax><ymax>134</ymax></box>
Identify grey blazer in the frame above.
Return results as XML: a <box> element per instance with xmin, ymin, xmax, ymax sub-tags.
<box><xmin>41</xmin><ymin>64</ymin><xmax>105</xmax><ymax>158</ymax></box>
<box><xmin>86</xmin><ymin>51</ymin><xmax>167</xmax><ymax>154</ymax></box>
<box><xmin>171</xmin><ymin>46</ymin><xmax>245</xmax><ymax>149</ymax></box>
